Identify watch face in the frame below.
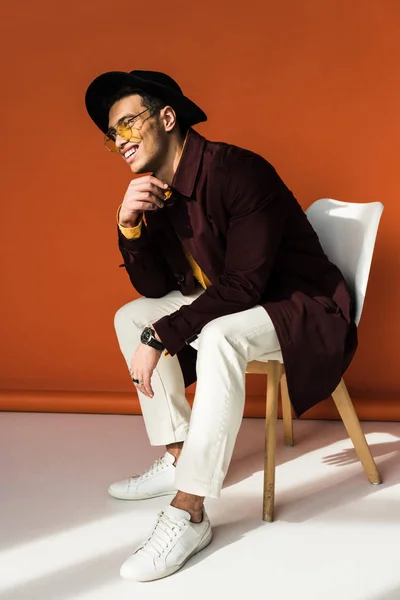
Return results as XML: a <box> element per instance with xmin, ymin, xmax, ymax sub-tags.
<box><xmin>141</xmin><ymin>328</ymin><xmax>152</xmax><ymax>344</ymax></box>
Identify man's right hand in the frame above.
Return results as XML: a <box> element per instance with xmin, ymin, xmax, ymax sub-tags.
<box><xmin>118</xmin><ymin>175</ymin><xmax>170</xmax><ymax>227</ymax></box>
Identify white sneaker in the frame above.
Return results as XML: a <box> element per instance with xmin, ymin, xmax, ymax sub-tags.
<box><xmin>108</xmin><ymin>452</ymin><xmax>177</xmax><ymax>500</ymax></box>
<box><xmin>120</xmin><ymin>505</ymin><xmax>212</xmax><ymax>582</ymax></box>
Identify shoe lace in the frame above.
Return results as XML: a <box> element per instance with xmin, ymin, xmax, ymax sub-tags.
<box><xmin>138</xmin><ymin>512</ymin><xmax>185</xmax><ymax>558</ymax></box>
<box><xmin>129</xmin><ymin>456</ymin><xmax>167</xmax><ymax>484</ymax></box>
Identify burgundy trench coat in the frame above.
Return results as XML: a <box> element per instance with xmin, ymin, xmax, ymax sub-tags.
<box><xmin>118</xmin><ymin>129</ymin><xmax>358</xmax><ymax>416</ymax></box>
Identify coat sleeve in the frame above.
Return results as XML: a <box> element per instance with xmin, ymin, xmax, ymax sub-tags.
<box><xmin>118</xmin><ymin>223</ymin><xmax>178</xmax><ymax>299</ymax></box>
<box><xmin>153</xmin><ymin>157</ymin><xmax>288</xmax><ymax>354</ymax></box>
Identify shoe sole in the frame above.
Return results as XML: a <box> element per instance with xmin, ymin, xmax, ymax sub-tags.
<box><xmin>132</xmin><ymin>527</ymin><xmax>213</xmax><ymax>582</ymax></box>
<box><xmin>108</xmin><ymin>488</ymin><xmax>177</xmax><ymax>501</ymax></box>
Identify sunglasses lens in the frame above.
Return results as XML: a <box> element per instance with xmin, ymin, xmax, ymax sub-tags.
<box><xmin>116</xmin><ymin>123</ymin><xmax>131</xmax><ymax>141</ymax></box>
<box><xmin>104</xmin><ymin>121</ymin><xmax>144</xmax><ymax>152</ymax></box>
<box><xmin>127</xmin><ymin>127</ymin><xmax>142</xmax><ymax>143</ymax></box>
<box><xmin>117</xmin><ymin>123</ymin><xmax>142</xmax><ymax>144</ymax></box>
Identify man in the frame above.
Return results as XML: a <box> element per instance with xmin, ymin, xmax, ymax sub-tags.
<box><xmin>85</xmin><ymin>70</ymin><xmax>357</xmax><ymax>582</ymax></box>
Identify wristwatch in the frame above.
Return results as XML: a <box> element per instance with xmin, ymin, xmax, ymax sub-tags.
<box><xmin>140</xmin><ymin>327</ymin><xmax>165</xmax><ymax>351</ymax></box>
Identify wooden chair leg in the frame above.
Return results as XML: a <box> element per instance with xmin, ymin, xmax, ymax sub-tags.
<box><xmin>332</xmin><ymin>379</ymin><xmax>382</xmax><ymax>485</ymax></box>
<box><xmin>280</xmin><ymin>371</ymin><xmax>294</xmax><ymax>447</ymax></box>
<box><xmin>264</xmin><ymin>360</ymin><xmax>284</xmax><ymax>522</ymax></box>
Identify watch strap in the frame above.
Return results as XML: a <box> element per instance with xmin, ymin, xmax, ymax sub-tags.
<box><xmin>142</xmin><ymin>327</ymin><xmax>165</xmax><ymax>351</ymax></box>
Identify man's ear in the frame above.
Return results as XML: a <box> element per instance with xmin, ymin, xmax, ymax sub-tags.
<box><xmin>160</xmin><ymin>106</ymin><xmax>178</xmax><ymax>132</ymax></box>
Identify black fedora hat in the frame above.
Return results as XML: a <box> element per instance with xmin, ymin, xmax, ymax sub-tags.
<box><xmin>85</xmin><ymin>70</ymin><xmax>207</xmax><ymax>134</ymax></box>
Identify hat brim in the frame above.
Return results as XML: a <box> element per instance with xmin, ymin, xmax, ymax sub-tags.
<box><xmin>85</xmin><ymin>71</ymin><xmax>207</xmax><ymax>134</ymax></box>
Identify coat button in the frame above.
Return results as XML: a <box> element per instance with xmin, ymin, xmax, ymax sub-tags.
<box><xmin>175</xmin><ymin>273</ymin><xmax>185</xmax><ymax>283</ymax></box>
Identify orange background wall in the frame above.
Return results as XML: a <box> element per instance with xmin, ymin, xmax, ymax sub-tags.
<box><xmin>1</xmin><ymin>0</ymin><xmax>399</xmax><ymax>418</ymax></box>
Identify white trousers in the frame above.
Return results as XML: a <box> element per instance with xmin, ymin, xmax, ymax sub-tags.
<box><xmin>114</xmin><ymin>288</ymin><xmax>280</xmax><ymax>499</ymax></box>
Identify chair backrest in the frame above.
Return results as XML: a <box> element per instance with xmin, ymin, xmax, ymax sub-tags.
<box><xmin>306</xmin><ymin>199</ymin><xmax>384</xmax><ymax>325</ymax></box>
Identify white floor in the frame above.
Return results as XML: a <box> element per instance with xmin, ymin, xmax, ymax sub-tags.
<box><xmin>0</xmin><ymin>413</ymin><xmax>399</xmax><ymax>600</ymax></box>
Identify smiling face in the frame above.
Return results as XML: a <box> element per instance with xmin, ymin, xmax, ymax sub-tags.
<box><xmin>108</xmin><ymin>94</ymin><xmax>172</xmax><ymax>175</ymax></box>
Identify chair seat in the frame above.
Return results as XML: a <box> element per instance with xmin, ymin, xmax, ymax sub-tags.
<box><xmin>252</xmin><ymin>349</ymin><xmax>284</xmax><ymax>363</ymax></box>
<box><xmin>246</xmin><ymin>350</ymin><xmax>284</xmax><ymax>374</ymax></box>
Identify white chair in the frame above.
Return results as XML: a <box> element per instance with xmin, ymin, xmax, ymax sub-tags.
<box><xmin>246</xmin><ymin>198</ymin><xmax>384</xmax><ymax>522</ymax></box>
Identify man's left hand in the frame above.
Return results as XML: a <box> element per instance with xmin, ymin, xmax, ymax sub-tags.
<box><xmin>130</xmin><ymin>343</ymin><xmax>162</xmax><ymax>398</ymax></box>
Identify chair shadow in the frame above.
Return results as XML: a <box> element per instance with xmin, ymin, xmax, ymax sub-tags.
<box><xmin>223</xmin><ymin>418</ymin><xmax>360</xmax><ymax>488</ymax></box>
<box><xmin>279</xmin><ymin>440</ymin><xmax>400</xmax><ymax>523</ymax></box>
<box><xmin>322</xmin><ymin>440</ymin><xmax>400</xmax><ymax>467</ymax></box>
<box><xmin>221</xmin><ymin>421</ymin><xmax>400</xmax><ymax>525</ymax></box>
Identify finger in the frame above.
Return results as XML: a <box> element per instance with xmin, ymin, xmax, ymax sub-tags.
<box><xmin>130</xmin><ymin>185</ymin><xmax>166</xmax><ymax>205</ymax></box>
<box><xmin>136</xmin><ymin>382</ymin><xmax>150</xmax><ymax>398</ymax></box>
<box><xmin>132</xmin><ymin>191</ymin><xmax>165</xmax><ymax>209</ymax></box>
<box><xmin>139</xmin><ymin>189</ymin><xmax>166</xmax><ymax>205</ymax></box>
<box><xmin>136</xmin><ymin>183</ymin><xmax>168</xmax><ymax>202</ymax></box>
<box><xmin>139</xmin><ymin>384</ymin><xmax>152</xmax><ymax>398</ymax></box>
<box><xmin>130</xmin><ymin>370</ymin><xmax>139</xmax><ymax>385</ymax></box>
<box><xmin>130</xmin><ymin>180</ymin><xmax>169</xmax><ymax>202</ymax></box>
<box><xmin>124</xmin><ymin>197</ymin><xmax>162</xmax><ymax>212</ymax></box>
<box><xmin>133</xmin><ymin>200</ymin><xmax>163</xmax><ymax>212</ymax></box>
<box><xmin>129</xmin><ymin>175</ymin><xmax>168</xmax><ymax>192</ymax></box>
<box><xmin>131</xmin><ymin>375</ymin><xmax>150</xmax><ymax>397</ymax></box>
<box><xmin>142</xmin><ymin>373</ymin><xmax>154</xmax><ymax>398</ymax></box>
<box><xmin>147</xmin><ymin>176</ymin><xmax>170</xmax><ymax>191</ymax></box>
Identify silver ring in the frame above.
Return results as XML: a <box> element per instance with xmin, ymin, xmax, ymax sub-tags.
<box><xmin>132</xmin><ymin>377</ymin><xmax>143</xmax><ymax>385</ymax></box>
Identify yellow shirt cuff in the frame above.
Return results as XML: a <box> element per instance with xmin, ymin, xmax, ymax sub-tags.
<box><xmin>116</xmin><ymin>206</ymin><xmax>143</xmax><ymax>239</ymax></box>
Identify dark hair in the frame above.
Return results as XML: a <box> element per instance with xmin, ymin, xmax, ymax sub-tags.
<box><xmin>107</xmin><ymin>86</ymin><xmax>188</xmax><ymax>134</ymax></box>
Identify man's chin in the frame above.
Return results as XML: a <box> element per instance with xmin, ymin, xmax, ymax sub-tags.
<box><xmin>129</xmin><ymin>161</ymin><xmax>149</xmax><ymax>175</ymax></box>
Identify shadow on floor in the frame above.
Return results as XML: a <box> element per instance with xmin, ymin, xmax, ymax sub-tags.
<box><xmin>279</xmin><ymin>442</ymin><xmax>399</xmax><ymax>523</ymax></box>
<box><xmin>0</xmin><ymin>543</ymin><xmax>133</xmax><ymax>600</ymax></box>
<box><xmin>223</xmin><ymin>428</ymin><xmax>400</xmax><ymax>524</ymax></box>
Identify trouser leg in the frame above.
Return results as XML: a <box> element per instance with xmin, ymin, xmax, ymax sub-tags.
<box><xmin>174</xmin><ymin>305</ymin><xmax>280</xmax><ymax>498</ymax></box>
<box><xmin>114</xmin><ymin>288</ymin><xmax>203</xmax><ymax>446</ymax></box>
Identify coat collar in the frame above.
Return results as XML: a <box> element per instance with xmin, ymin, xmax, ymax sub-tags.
<box><xmin>172</xmin><ymin>128</ymin><xmax>206</xmax><ymax>198</ymax></box>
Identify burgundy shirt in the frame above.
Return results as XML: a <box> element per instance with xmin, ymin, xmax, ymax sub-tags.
<box><xmin>118</xmin><ymin>129</ymin><xmax>357</xmax><ymax>416</ymax></box>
